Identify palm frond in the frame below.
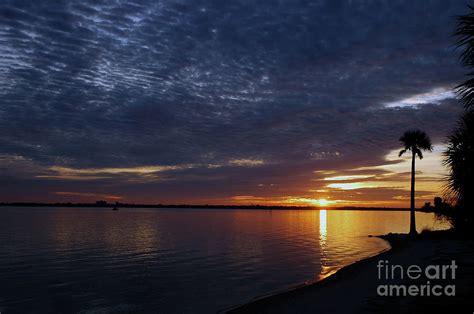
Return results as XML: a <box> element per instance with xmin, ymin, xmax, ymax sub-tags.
<box><xmin>399</xmin><ymin>130</ymin><xmax>432</xmax><ymax>158</ymax></box>
<box><xmin>443</xmin><ymin>111</ymin><xmax>474</xmax><ymax>208</ymax></box>
<box><xmin>455</xmin><ymin>75</ymin><xmax>474</xmax><ymax>109</ymax></box>
<box><xmin>414</xmin><ymin>147</ymin><xmax>423</xmax><ymax>160</ymax></box>
<box><xmin>455</xmin><ymin>5</ymin><xmax>474</xmax><ymax>109</ymax></box>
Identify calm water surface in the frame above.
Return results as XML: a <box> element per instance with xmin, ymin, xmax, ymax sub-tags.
<box><xmin>0</xmin><ymin>207</ymin><xmax>449</xmax><ymax>313</ymax></box>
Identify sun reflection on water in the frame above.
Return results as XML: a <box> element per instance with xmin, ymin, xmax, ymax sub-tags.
<box><xmin>319</xmin><ymin>209</ymin><xmax>327</xmax><ymax>245</ymax></box>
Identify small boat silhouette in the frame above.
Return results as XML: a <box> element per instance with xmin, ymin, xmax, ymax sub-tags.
<box><xmin>112</xmin><ymin>206</ymin><xmax>119</xmax><ymax>211</ymax></box>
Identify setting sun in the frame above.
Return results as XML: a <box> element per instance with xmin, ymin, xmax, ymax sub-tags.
<box><xmin>317</xmin><ymin>199</ymin><xmax>329</xmax><ymax>206</ymax></box>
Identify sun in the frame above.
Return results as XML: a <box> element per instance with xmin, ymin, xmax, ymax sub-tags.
<box><xmin>317</xmin><ymin>199</ymin><xmax>329</xmax><ymax>206</ymax></box>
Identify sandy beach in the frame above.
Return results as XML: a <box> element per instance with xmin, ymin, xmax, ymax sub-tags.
<box><xmin>228</xmin><ymin>230</ymin><xmax>474</xmax><ymax>313</ymax></box>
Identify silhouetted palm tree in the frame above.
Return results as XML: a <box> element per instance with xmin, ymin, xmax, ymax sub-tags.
<box><xmin>444</xmin><ymin>6</ymin><xmax>474</xmax><ymax>232</ymax></box>
<box><xmin>399</xmin><ymin>130</ymin><xmax>433</xmax><ymax>236</ymax></box>
<box><xmin>455</xmin><ymin>5</ymin><xmax>474</xmax><ymax>110</ymax></box>
<box><xmin>444</xmin><ymin>111</ymin><xmax>474</xmax><ymax>227</ymax></box>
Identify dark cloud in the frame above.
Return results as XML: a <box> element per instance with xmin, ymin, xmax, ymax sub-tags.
<box><xmin>0</xmin><ymin>0</ymin><xmax>468</xmax><ymax>204</ymax></box>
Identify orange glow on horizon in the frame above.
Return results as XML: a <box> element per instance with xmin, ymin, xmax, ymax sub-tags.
<box><xmin>317</xmin><ymin>199</ymin><xmax>329</xmax><ymax>206</ymax></box>
<box><xmin>283</xmin><ymin>197</ymin><xmax>336</xmax><ymax>207</ymax></box>
<box><xmin>40</xmin><ymin>145</ymin><xmax>447</xmax><ymax>209</ymax></box>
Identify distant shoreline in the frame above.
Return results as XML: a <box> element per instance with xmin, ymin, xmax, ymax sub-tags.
<box><xmin>0</xmin><ymin>202</ymin><xmax>426</xmax><ymax>211</ymax></box>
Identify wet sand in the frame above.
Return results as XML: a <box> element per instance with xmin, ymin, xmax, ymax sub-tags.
<box><xmin>228</xmin><ymin>230</ymin><xmax>474</xmax><ymax>313</ymax></box>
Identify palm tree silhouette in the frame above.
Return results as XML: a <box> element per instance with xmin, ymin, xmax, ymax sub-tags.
<box><xmin>444</xmin><ymin>6</ymin><xmax>474</xmax><ymax>231</ymax></box>
<box><xmin>455</xmin><ymin>5</ymin><xmax>474</xmax><ymax>110</ymax></box>
<box><xmin>444</xmin><ymin>111</ymin><xmax>474</xmax><ymax>225</ymax></box>
<box><xmin>399</xmin><ymin>130</ymin><xmax>433</xmax><ymax>236</ymax></box>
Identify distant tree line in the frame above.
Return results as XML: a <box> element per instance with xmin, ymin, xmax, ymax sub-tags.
<box><xmin>420</xmin><ymin>197</ymin><xmax>453</xmax><ymax>214</ymax></box>
<box><xmin>0</xmin><ymin>201</ymin><xmax>314</xmax><ymax>210</ymax></box>
<box><xmin>0</xmin><ymin>202</ymin><xmax>413</xmax><ymax>211</ymax></box>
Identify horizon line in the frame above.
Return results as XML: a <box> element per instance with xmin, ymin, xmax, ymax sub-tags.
<box><xmin>0</xmin><ymin>201</ymin><xmax>415</xmax><ymax>210</ymax></box>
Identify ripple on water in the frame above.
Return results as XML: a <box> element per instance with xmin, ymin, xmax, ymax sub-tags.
<box><xmin>0</xmin><ymin>208</ymin><xmax>448</xmax><ymax>313</ymax></box>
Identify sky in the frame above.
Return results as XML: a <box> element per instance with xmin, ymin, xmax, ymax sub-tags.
<box><xmin>0</xmin><ymin>0</ymin><xmax>469</xmax><ymax>207</ymax></box>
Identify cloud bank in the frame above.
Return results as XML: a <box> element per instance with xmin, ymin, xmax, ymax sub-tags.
<box><xmin>0</xmin><ymin>0</ymin><xmax>468</xmax><ymax>206</ymax></box>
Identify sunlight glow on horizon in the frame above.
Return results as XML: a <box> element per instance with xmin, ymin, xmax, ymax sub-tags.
<box><xmin>326</xmin><ymin>182</ymin><xmax>373</xmax><ymax>190</ymax></box>
<box><xmin>33</xmin><ymin>144</ymin><xmax>448</xmax><ymax>208</ymax></box>
<box><xmin>319</xmin><ymin>144</ymin><xmax>447</xmax><ymax>205</ymax></box>
<box><xmin>317</xmin><ymin>198</ymin><xmax>329</xmax><ymax>206</ymax></box>
<box><xmin>284</xmin><ymin>197</ymin><xmax>336</xmax><ymax>207</ymax></box>
<box><xmin>323</xmin><ymin>175</ymin><xmax>373</xmax><ymax>181</ymax></box>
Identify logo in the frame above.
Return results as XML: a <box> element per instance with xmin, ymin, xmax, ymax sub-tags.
<box><xmin>376</xmin><ymin>260</ymin><xmax>457</xmax><ymax>296</ymax></box>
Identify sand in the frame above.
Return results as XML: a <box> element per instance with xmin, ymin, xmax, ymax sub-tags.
<box><xmin>227</xmin><ymin>230</ymin><xmax>474</xmax><ymax>313</ymax></box>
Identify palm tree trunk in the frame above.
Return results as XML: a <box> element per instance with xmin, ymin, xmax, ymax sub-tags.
<box><xmin>409</xmin><ymin>150</ymin><xmax>417</xmax><ymax>235</ymax></box>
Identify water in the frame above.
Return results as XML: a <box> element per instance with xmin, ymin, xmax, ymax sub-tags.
<box><xmin>0</xmin><ymin>207</ymin><xmax>449</xmax><ymax>313</ymax></box>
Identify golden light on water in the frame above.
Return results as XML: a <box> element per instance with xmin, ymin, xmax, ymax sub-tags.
<box><xmin>319</xmin><ymin>209</ymin><xmax>327</xmax><ymax>241</ymax></box>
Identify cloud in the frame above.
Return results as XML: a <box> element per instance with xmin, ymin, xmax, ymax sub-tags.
<box><xmin>228</xmin><ymin>158</ymin><xmax>265</xmax><ymax>167</ymax></box>
<box><xmin>323</xmin><ymin>175</ymin><xmax>374</xmax><ymax>181</ymax></box>
<box><xmin>383</xmin><ymin>87</ymin><xmax>458</xmax><ymax>109</ymax></box>
<box><xmin>54</xmin><ymin>191</ymin><xmax>123</xmax><ymax>200</ymax></box>
<box><xmin>0</xmin><ymin>0</ymin><xmax>469</xmax><ymax>205</ymax></box>
<box><xmin>39</xmin><ymin>165</ymin><xmax>193</xmax><ymax>181</ymax></box>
